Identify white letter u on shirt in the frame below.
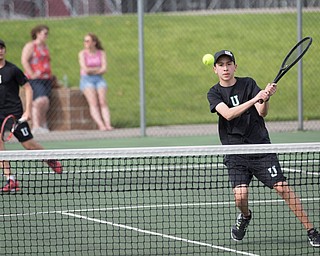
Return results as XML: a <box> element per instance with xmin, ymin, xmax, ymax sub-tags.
<box><xmin>230</xmin><ymin>95</ymin><xmax>240</xmax><ymax>106</ymax></box>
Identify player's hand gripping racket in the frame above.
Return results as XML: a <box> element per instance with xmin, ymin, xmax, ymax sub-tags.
<box><xmin>259</xmin><ymin>36</ymin><xmax>313</xmax><ymax>103</ymax></box>
<box><xmin>1</xmin><ymin>115</ymin><xmax>26</xmax><ymax>142</ymax></box>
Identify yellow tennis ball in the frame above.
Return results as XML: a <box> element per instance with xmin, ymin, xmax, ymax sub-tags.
<box><xmin>202</xmin><ymin>54</ymin><xmax>214</xmax><ymax>66</ymax></box>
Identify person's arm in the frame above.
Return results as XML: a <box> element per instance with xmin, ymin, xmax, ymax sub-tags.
<box><xmin>21</xmin><ymin>82</ymin><xmax>33</xmax><ymax>121</ymax></box>
<box><xmin>216</xmin><ymin>90</ymin><xmax>269</xmax><ymax>121</ymax></box>
<box><xmin>88</xmin><ymin>50</ymin><xmax>107</xmax><ymax>75</ymax></box>
<box><xmin>79</xmin><ymin>50</ymin><xmax>107</xmax><ymax>76</ymax></box>
<box><xmin>254</xmin><ymin>83</ymin><xmax>277</xmax><ymax>117</ymax></box>
<box><xmin>21</xmin><ymin>42</ymin><xmax>38</xmax><ymax>79</ymax></box>
<box><xmin>92</xmin><ymin>50</ymin><xmax>107</xmax><ymax>75</ymax></box>
<box><xmin>78</xmin><ymin>50</ymin><xmax>88</xmax><ymax>74</ymax></box>
<box><xmin>255</xmin><ymin>100</ymin><xmax>269</xmax><ymax>117</ymax></box>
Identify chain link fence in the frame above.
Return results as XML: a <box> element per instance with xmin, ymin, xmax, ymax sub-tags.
<box><xmin>2</xmin><ymin>1</ymin><xmax>320</xmax><ymax>17</ymax></box>
<box><xmin>1</xmin><ymin>0</ymin><xmax>319</xmax><ymax>142</ymax></box>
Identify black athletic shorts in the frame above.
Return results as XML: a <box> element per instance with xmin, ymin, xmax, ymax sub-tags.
<box><xmin>224</xmin><ymin>153</ymin><xmax>287</xmax><ymax>189</ymax></box>
<box><xmin>13</xmin><ymin>121</ymin><xmax>33</xmax><ymax>142</ymax></box>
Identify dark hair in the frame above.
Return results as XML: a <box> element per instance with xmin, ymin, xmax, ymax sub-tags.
<box><xmin>31</xmin><ymin>25</ymin><xmax>49</xmax><ymax>40</ymax></box>
<box><xmin>87</xmin><ymin>33</ymin><xmax>104</xmax><ymax>50</ymax></box>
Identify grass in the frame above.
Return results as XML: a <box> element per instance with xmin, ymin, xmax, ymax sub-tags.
<box><xmin>0</xmin><ymin>11</ymin><xmax>319</xmax><ymax>128</ymax></box>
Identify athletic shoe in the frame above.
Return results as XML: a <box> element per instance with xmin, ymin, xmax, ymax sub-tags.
<box><xmin>231</xmin><ymin>210</ymin><xmax>252</xmax><ymax>241</ymax></box>
<box><xmin>1</xmin><ymin>179</ymin><xmax>20</xmax><ymax>192</ymax></box>
<box><xmin>308</xmin><ymin>228</ymin><xmax>320</xmax><ymax>247</ymax></box>
<box><xmin>45</xmin><ymin>160</ymin><xmax>63</xmax><ymax>174</ymax></box>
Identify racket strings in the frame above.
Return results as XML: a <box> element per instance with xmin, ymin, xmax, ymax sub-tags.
<box><xmin>1</xmin><ymin>117</ymin><xmax>16</xmax><ymax>141</ymax></box>
<box><xmin>283</xmin><ymin>39</ymin><xmax>312</xmax><ymax>67</ymax></box>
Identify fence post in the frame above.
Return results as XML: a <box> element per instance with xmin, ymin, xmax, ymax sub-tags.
<box><xmin>138</xmin><ymin>0</ymin><xmax>146</xmax><ymax>136</ymax></box>
<box><xmin>297</xmin><ymin>0</ymin><xmax>303</xmax><ymax>130</ymax></box>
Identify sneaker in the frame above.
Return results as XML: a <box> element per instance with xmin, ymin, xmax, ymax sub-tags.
<box><xmin>1</xmin><ymin>179</ymin><xmax>20</xmax><ymax>192</ymax></box>
<box><xmin>308</xmin><ymin>228</ymin><xmax>320</xmax><ymax>247</ymax></box>
<box><xmin>45</xmin><ymin>160</ymin><xmax>63</xmax><ymax>174</ymax></box>
<box><xmin>231</xmin><ymin>210</ymin><xmax>252</xmax><ymax>241</ymax></box>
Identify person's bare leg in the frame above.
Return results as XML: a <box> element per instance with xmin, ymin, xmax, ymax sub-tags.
<box><xmin>0</xmin><ymin>140</ymin><xmax>10</xmax><ymax>179</ymax></box>
<box><xmin>32</xmin><ymin>96</ymin><xmax>49</xmax><ymax>130</ymax></box>
<box><xmin>0</xmin><ymin>140</ymin><xmax>18</xmax><ymax>191</ymax></box>
<box><xmin>231</xmin><ymin>184</ymin><xmax>252</xmax><ymax>241</ymax></box>
<box><xmin>21</xmin><ymin>139</ymin><xmax>44</xmax><ymax>150</ymax></box>
<box><xmin>233</xmin><ymin>185</ymin><xmax>250</xmax><ymax>217</ymax></box>
<box><xmin>21</xmin><ymin>139</ymin><xmax>63</xmax><ymax>174</ymax></box>
<box><xmin>39</xmin><ymin>96</ymin><xmax>49</xmax><ymax>128</ymax></box>
<box><xmin>82</xmin><ymin>88</ymin><xmax>107</xmax><ymax>130</ymax></box>
<box><xmin>97</xmin><ymin>87</ymin><xmax>113</xmax><ymax>130</ymax></box>
<box><xmin>274</xmin><ymin>181</ymin><xmax>313</xmax><ymax>230</ymax></box>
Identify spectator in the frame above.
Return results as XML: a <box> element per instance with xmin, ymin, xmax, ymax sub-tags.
<box><xmin>0</xmin><ymin>39</ymin><xmax>62</xmax><ymax>192</ymax></box>
<box><xmin>21</xmin><ymin>24</ymin><xmax>52</xmax><ymax>134</ymax></box>
<box><xmin>78</xmin><ymin>33</ymin><xmax>113</xmax><ymax>131</ymax></box>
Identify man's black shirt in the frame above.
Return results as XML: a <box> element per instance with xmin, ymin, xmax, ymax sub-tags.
<box><xmin>207</xmin><ymin>77</ymin><xmax>271</xmax><ymax>145</ymax></box>
<box><xmin>0</xmin><ymin>61</ymin><xmax>28</xmax><ymax>117</ymax></box>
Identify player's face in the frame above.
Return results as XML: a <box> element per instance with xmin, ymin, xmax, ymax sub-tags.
<box><xmin>0</xmin><ymin>46</ymin><xmax>6</xmax><ymax>60</ymax></box>
<box><xmin>213</xmin><ymin>56</ymin><xmax>237</xmax><ymax>84</ymax></box>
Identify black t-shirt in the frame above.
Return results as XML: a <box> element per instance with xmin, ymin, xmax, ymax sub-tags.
<box><xmin>0</xmin><ymin>61</ymin><xmax>28</xmax><ymax>117</ymax></box>
<box><xmin>207</xmin><ymin>77</ymin><xmax>271</xmax><ymax>145</ymax></box>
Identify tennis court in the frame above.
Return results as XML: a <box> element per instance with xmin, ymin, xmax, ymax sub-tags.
<box><xmin>4</xmin><ymin>122</ymin><xmax>320</xmax><ymax>150</ymax></box>
<box><xmin>1</xmin><ymin>144</ymin><xmax>320</xmax><ymax>255</ymax></box>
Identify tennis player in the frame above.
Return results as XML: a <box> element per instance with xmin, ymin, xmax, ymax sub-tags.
<box><xmin>0</xmin><ymin>39</ymin><xmax>62</xmax><ymax>192</ymax></box>
<box><xmin>207</xmin><ymin>50</ymin><xmax>320</xmax><ymax>246</ymax></box>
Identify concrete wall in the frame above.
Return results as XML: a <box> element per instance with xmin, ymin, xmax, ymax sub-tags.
<box><xmin>20</xmin><ymin>87</ymin><xmax>98</xmax><ymax>131</ymax></box>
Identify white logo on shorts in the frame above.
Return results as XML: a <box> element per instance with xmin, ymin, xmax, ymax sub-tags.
<box><xmin>268</xmin><ymin>165</ymin><xmax>278</xmax><ymax>178</ymax></box>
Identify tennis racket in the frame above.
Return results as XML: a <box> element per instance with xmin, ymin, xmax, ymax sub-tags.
<box><xmin>273</xmin><ymin>36</ymin><xmax>312</xmax><ymax>83</ymax></box>
<box><xmin>1</xmin><ymin>115</ymin><xmax>26</xmax><ymax>142</ymax></box>
<box><xmin>259</xmin><ymin>36</ymin><xmax>313</xmax><ymax>103</ymax></box>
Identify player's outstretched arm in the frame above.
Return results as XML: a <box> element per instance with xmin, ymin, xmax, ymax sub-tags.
<box><xmin>22</xmin><ymin>82</ymin><xmax>33</xmax><ymax>121</ymax></box>
<box><xmin>255</xmin><ymin>83</ymin><xmax>277</xmax><ymax>117</ymax></box>
<box><xmin>216</xmin><ymin>93</ymin><xmax>264</xmax><ymax>121</ymax></box>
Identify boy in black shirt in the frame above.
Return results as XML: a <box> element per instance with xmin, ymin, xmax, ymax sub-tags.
<box><xmin>207</xmin><ymin>50</ymin><xmax>320</xmax><ymax>246</ymax></box>
<box><xmin>0</xmin><ymin>39</ymin><xmax>62</xmax><ymax>192</ymax></box>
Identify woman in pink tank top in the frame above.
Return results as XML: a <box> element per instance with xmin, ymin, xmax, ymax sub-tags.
<box><xmin>78</xmin><ymin>33</ymin><xmax>113</xmax><ymax>131</ymax></box>
<box><xmin>21</xmin><ymin>24</ymin><xmax>52</xmax><ymax>134</ymax></box>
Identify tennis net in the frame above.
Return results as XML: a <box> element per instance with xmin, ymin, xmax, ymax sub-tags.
<box><xmin>1</xmin><ymin>143</ymin><xmax>320</xmax><ymax>256</ymax></box>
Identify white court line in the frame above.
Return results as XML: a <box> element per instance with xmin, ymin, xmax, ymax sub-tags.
<box><xmin>61</xmin><ymin>211</ymin><xmax>259</xmax><ymax>256</ymax></box>
<box><xmin>2</xmin><ymin>197</ymin><xmax>320</xmax><ymax>217</ymax></box>
<box><xmin>0</xmin><ymin>201</ymin><xmax>235</xmax><ymax>218</ymax></box>
<box><xmin>283</xmin><ymin>167</ymin><xmax>320</xmax><ymax>176</ymax></box>
<box><xmin>14</xmin><ymin>163</ymin><xmax>226</xmax><ymax>175</ymax></box>
<box><xmin>16</xmin><ymin>161</ymin><xmax>320</xmax><ymax>176</ymax></box>
<box><xmin>3</xmin><ymin>197</ymin><xmax>320</xmax><ymax>254</ymax></box>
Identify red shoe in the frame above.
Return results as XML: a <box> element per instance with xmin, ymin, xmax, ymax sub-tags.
<box><xmin>46</xmin><ymin>160</ymin><xmax>63</xmax><ymax>174</ymax></box>
<box><xmin>1</xmin><ymin>179</ymin><xmax>20</xmax><ymax>192</ymax></box>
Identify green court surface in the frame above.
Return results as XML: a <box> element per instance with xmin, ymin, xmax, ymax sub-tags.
<box><xmin>4</xmin><ymin>130</ymin><xmax>320</xmax><ymax>150</ymax></box>
<box><xmin>1</xmin><ymin>149</ymin><xmax>319</xmax><ymax>255</ymax></box>
<box><xmin>1</xmin><ymin>131</ymin><xmax>320</xmax><ymax>255</ymax></box>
